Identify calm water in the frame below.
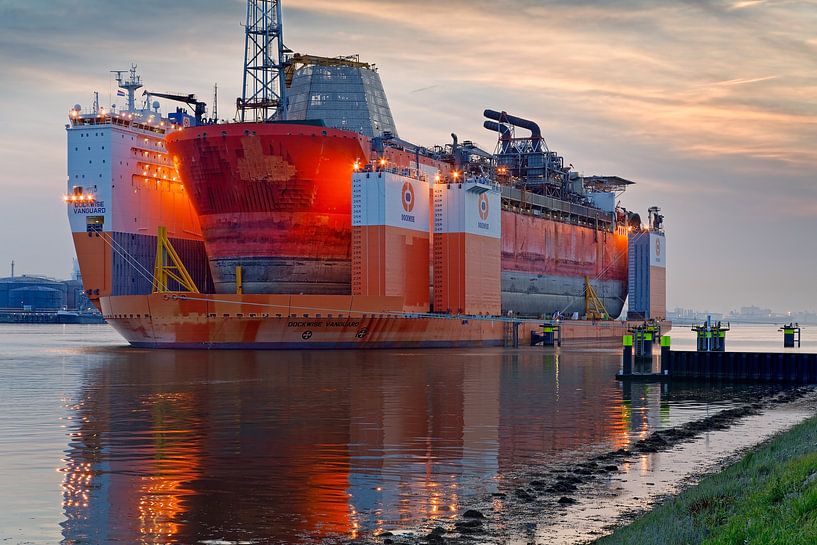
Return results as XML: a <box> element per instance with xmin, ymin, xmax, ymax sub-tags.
<box><xmin>0</xmin><ymin>323</ymin><xmax>810</xmax><ymax>544</ymax></box>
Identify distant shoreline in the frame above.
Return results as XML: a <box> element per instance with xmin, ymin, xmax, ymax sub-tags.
<box><xmin>669</xmin><ymin>318</ymin><xmax>816</xmax><ymax>326</ymax></box>
<box><xmin>0</xmin><ymin>310</ymin><xmax>105</xmax><ymax>324</ymax></box>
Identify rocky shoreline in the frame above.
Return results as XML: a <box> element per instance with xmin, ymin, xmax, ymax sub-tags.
<box><xmin>355</xmin><ymin>386</ymin><xmax>815</xmax><ymax>545</ymax></box>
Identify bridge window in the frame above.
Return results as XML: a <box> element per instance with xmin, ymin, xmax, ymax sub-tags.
<box><xmin>86</xmin><ymin>216</ymin><xmax>103</xmax><ymax>233</ymax></box>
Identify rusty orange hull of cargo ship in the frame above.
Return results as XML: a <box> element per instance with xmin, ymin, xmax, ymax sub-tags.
<box><xmin>77</xmin><ymin>121</ymin><xmax>663</xmax><ymax>349</ymax></box>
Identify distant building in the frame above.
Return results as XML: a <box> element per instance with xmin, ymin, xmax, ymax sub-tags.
<box><xmin>0</xmin><ymin>275</ymin><xmax>92</xmax><ymax>311</ymax></box>
<box><xmin>722</xmin><ymin>305</ymin><xmax>816</xmax><ymax>324</ymax></box>
<box><xmin>666</xmin><ymin>307</ymin><xmax>723</xmax><ymax>322</ymax></box>
<box><xmin>736</xmin><ymin>306</ymin><xmax>773</xmax><ymax>318</ymax></box>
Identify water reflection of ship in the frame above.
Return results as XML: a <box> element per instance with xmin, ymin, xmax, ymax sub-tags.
<box><xmin>498</xmin><ymin>351</ymin><xmax>634</xmax><ymax>460</ymax></box>
<box><xmin>60</xmin><ymin>349</ymin><xmax>632</xmax><ymax>543</ymax></box>
<box><xmin>61</xmin><ymin>352</ymin><xmax>205</xmax><ymax>544</ymax></box>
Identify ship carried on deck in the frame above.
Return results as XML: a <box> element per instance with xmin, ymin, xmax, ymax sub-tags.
<box><xmin>65</xmin><ymin>0</ymin><xmax>668</xmax><ymax>349</ymax></box>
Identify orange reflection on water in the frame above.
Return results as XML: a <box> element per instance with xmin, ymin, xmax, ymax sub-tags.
<box><xmin>135</xmin><ymin>392</ymin><xmax>201</xmax><ymax>543</ymax></box>
<box><xmin>302</xmin><ymin>457</ymin><xmax>352</xmax><ymax>535</ymax></box>
<box><xmin>58</xmin><ymin>347</ymin><xmax>647</xmax><ymax>543</ymax></box>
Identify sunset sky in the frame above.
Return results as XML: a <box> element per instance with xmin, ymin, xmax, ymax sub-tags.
<box><xmin>0</xmin><ymin>0</ymin><xmax>815</xmax><ymax>313</ymax></box>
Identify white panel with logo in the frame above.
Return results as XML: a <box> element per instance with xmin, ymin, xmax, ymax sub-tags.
<box><xmin>649</xmin><ymin>233</ymin><xmax>666</xmax><ymax>268</ymax></box>
<box><xmin>352</xmin><ymin>171</ymin><xmax>430</xmax><ymax>231</ymax></box>
<box><xmin>433</xmin><ymin>182</ymin><xmax>501</xmax><ymax>239</ymax></box>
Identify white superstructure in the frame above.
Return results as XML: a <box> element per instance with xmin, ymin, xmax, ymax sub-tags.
<box><xmin>65</xmin><ymin>66</ymin><xmax>210</xmax><ymax>301</ymax></box>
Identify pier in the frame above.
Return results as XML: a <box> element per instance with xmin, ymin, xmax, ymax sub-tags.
<box><xmin>617</xmin><ymin>327</ymin><xmax>817</xmax><ymax>383</ymax></box>
<box><xmin>651</xmin><ymin>350</ymin><xmax>817</xmax><ymax>383</ymax></box>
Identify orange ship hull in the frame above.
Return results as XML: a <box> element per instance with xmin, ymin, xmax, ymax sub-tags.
<box><xmin>100</xmin><ymin>293</ymin><xmax>669</xmax><ymax>349</ymax></box>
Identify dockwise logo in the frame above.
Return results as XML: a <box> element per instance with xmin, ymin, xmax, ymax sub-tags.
<box><xmin>478</xmin><ymin>193</ymin><xmax>489</xmax><ymax>221</ymax></box>
<box><xmin>400</xmin><ymin>181</ymin><xmax>416</xmax><ymax>223</ymax></box>
<box><xmin>402</xmin><ymin>182</ymin><xmax>415</xmax><ymax>213</ymax></box>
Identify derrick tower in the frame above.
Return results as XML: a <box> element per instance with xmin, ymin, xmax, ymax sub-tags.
<box><xmin>237</xmin><ymin>0</ymin><xmax>288</xmax><ymax>122</ymax></box>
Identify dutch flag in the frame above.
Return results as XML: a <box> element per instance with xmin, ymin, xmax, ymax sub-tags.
<box><xmin>117</xmin><ymin>89</ymin><xmax>126</xmax><ymax>97</ymax></box>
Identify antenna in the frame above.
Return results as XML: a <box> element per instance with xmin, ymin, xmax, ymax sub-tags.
<box><xmin>10</xmin><ymin>260</ymin><xmax>14</xmax><ymax>278</ymax></box>
<box><xmin>213</xmin><ymin>83</ymin><xmax>218</xmax><ymax>121</ymax></box>
<box><xmin>237</xmin><ymin>0</ymin><xmax>288</xmax><ymax>122</ymax></box>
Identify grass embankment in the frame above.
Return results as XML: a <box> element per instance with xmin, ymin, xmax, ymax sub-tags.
<box><xmin>596</xmin><ymin>414</ymin><xmax>817</xmax><ymax>545</ymax></box>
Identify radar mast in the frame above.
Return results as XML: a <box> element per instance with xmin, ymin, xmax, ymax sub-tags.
<box><xmin>111</xmin><ymin>65</ymin><xmax>142</xmax><ymax>112</ymax></box>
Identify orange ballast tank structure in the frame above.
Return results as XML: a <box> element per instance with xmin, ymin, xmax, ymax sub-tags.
<box><xmin>433</xmin><ymin>180</ymin><xmax>502</xmax><ymax>315</ymax></box>
<box><xmin>351</xmin><ymin>170</ymin><xmax>431</xmax><ymax>313</ymax></box>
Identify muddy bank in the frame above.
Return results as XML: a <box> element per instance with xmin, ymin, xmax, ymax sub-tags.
<box><xmin>358</xmin><ymin>386</ymin><xmax>815</xmax><ymax>545</ymax></box>
<box><xmin>595</xmin><ymin>400</ymin><xmax>817</xmax><ymax>544</ymax></box>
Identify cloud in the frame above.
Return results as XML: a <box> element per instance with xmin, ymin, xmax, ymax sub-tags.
<box><xmin>709</xmin><ymin>76</ymin><xmax>779</xmax><ymax>86</ymax></box>
<box><xmin>289</xmin><ymin>0</ymin><xmax>817</xmax><ymax>172</ymax></box>
<box><xmin>729</xmin><ymin>0</ymin><xmax>768</xmax><ymax>9</ymax></box>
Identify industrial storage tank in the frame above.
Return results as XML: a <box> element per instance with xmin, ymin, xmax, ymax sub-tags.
<box><xmin>9</xmin><ymin>287</ymin><xmax>63</xmax><ymax>310</ymax></box>
<box><xmin>0</xmin><ymin>276</ymin><xmax>68</xmax><ymax>310</ymax></box>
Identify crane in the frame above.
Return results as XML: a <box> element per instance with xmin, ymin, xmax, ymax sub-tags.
<box><xmin>143</xmin><ymin>90</ymin><xmax>207</xmax><ymax>124</ymax></box>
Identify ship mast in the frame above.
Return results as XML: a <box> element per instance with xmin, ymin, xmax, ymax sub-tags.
<box><xmin>111</xmin><ymin>65</ymin><xmax>142</xmax><ymax>112</ymax></box>
<box><xmin>237</xmin><ymin>0</ymin><xmax>288</xmax><ymax>122</ymax></box>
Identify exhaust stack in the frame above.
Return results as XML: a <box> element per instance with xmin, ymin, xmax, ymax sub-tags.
<box><xmin>483</xmin><ymin>109</ymin><xmax>544</xmax><ymax>152</ymax></box>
